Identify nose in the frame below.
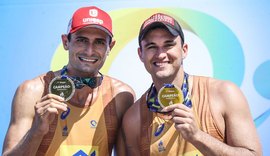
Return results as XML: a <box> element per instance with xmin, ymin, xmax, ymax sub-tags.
<box><xmin>85</xmin><ymin>42</ymin><xmax>94</xmax><ymax>54</ymax></box>
<box><xmin>155</xmin><ymin>47</ymin><xmax>167</xmax><ymax>59</ymax></box>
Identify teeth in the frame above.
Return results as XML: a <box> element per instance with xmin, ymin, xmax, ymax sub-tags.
<box><xmin>154</xmin><ymin>62</ymin><xmax>167</xmax><ymax>66</ymax></box>
<box><xmin>79</xmin><ymin>57</ymin><xmax>97</xmax><ymax>62</ymax></box>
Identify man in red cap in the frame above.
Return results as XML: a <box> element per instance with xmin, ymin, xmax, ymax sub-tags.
<box><xmin>2</xmin><ymin>6</ymin><xmax>135</xmax><ymax>156</ymax></box>
<box><xmin>122</xmin><ymin>13</ymin><xmax>262</xmax><ymax>155</ymax></box>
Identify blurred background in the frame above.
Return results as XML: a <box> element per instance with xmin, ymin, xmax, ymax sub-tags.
<box><xmin>1</xmin><ymin>0</ymin><xmax>269</xmax><ymax>155</ymax></box>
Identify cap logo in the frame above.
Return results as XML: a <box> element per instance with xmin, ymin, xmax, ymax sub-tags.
<box><xmin>143</xmin><ymin>14</ymin><xmax>175</xmax><ymax>29</ymax></box>
<box><xmin>82</xmin><ymin>18</ymin><xmax>103</xmax><ymax>25</ymax></box>
<box><xmin>82</xmin><ymin>9</ymin><xmax>103</xmax><ymax>25</ymax></box>
<box><xmin>89</xmin><ymin>9</ymin><xmax>98</xmax><ymax>17</ymax></box>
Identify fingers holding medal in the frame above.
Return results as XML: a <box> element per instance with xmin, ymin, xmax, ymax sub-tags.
<box><xmin>158</xmin><ymin>84</ymin><xmax>197</xmax><ymax>139</ymax></box>
<box><xmin>35</xmin><ymin>76</ymin><xmax>75</xmax><ymax>119</ymax></box>
<box><xmin>35</xmin><ymin>94</ymin><xmax>67</xmax><ymax>117</ymax></box>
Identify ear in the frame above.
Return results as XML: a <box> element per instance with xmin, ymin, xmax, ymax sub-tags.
<box><xmin>181</xmin><ymin>43</ymin><xmax>188</xmax><ymax>59</ymax></box>
<box><xmin>61</xmin><ymin>34</ymin><xmax>69</xmax><ymax>50</ymax></box>
<box><xmin>138</xmin><ymin>47</ymin><xmax>144</xmax><ymax>62</ymax></box>
<box><xmin>106</xmin><ymin>39</ymin><xmax>116</xmax><ymax>56</ymax></box>
<box><xmin>109</xmin><ymin>38</ymin><xmax>116</xmax><ymax>50</ymax></box>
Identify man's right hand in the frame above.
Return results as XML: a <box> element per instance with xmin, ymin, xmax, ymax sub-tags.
<box><xmin>33</xmin><ymin>94</ymin><xmax>67</xmax><ymax>135</ymax></box>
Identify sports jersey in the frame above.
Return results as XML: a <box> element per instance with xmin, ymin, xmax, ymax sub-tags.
<box><xmin>139</xmin><ymin>76</ymin><xmax>224</xmax><ymax>156</ymax></box>
<box><xmin>36</xmin><ymin>71</ymin><xmax>118</xmax><ymax>156</ymax></box>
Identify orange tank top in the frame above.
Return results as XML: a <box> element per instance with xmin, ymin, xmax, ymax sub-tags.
<box><xmin>36</xmin><ymin>71</ymin><xmax>118</xmax><ymax>156</ymax></box>
<box><xmin>140</xmin><ymin>76</ymin><xmax>224</xmax><ymax>156</ymax></box>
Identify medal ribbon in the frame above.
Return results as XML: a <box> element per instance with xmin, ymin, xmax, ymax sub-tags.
<box><xmin>60</xmin><ymin>66</ymin><xmax>103</xmax><ymax>89</ymax></box>
<box><xmin>146</xmin><ymin>72</ymin><xmax>192</xmax><ymax>113</ymax></box>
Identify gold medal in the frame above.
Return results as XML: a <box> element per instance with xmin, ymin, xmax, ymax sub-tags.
<box><xmin>49</xmin><ymin>76</ymin><xmax>75</xmax><ymax>101</ymax></box>
<box><xmin>158</xmin><ymin>84</ymin><xmax>184</xmax><ymax>108</ymax></box>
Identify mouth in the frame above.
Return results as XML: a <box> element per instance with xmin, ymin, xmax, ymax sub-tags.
<box><xmin>78</xmin><ymin>56</ymin><xmax>98</xmax><ymax>63</ymax></box>
<box><xmin>153</xmin><ymin>61</ymin><xmax>170</xmax><ymax>67</ymax></box>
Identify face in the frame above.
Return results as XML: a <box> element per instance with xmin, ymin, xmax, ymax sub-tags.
<box><xmin>138</xmin><ymin>28</ymin><xmax>188</xmax><ymax>82</ymax></box>
<box><xmin>62</xmin><ymin>27</ymin><xmax>115</xmax><ymax>77</ymax></box>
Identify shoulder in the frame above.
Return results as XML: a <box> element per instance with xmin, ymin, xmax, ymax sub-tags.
<box><xmin>123</xmin><ymin>92</ymin><xmax>148</xmax><ymax>130</ymax></box>
<box><xmin>208</xmin><ymin>77</ymin><xmax>248</xmax><ymax>115</ymax></box>
<box><xmin>18</xmin><ymin>70</ymin><xmax>58</xmax><ymax>92</ymax></box>
<box><xmin>17</xmin><ymin>73</ymin><xmax>48</xmax><ymax>96</ymax></box>
<box><xmin>103</xmin><ymin>76</ymin><xmax>136</xmax><ymax>118</ymax></box>
<box><xmin>105</xmin><ymin>76</ymin><xmax>135</xmax><ymax>96</ymax></box>
<box><xmin>208</xmin><ymin>78</ymin><xmax>243</xmax><ymax>101</ymax></box>
<box><xmin>111</xmin><ymin>77</ymin><xmax>134</xmax><ymax>94</ymax></box>
<box><xmin>11</xmin><ymin>73</ymin><xmax>50</xmax><ymax>117</ymax></box>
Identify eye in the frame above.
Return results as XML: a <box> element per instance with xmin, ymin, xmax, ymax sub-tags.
<box><xmin>76</xmin><ymin>38</ymin><xmax>88</xmax><ymax>43</ymax></box>
<box><xmin>146</xmin><ymin>45</ymin><xmax>157</xmax><ymax>50</ymax></box>
<box><xmin>164</xmin><ymin>42</ymin><xmax>176</xmax><ymax>48</ymax></box>
<box><xmin>95</xmin><ymin>39</ymin><xmax>106</xmax><ymax>45</ymax></box>
<box><xmin>164</xmin><ymin>44</ymin><xmax>173</xmax><ymax>49</ymax></box>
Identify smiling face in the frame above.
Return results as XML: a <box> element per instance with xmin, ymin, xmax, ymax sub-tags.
<box><xmin>62</xmin><ymin>27</ymin><xmax>115</xmax><ymax>77</ymax></box>
<box><xmin>138</xmin><ymin>27</ymin><xmax>188</xmax><ymax>85</ymax></box>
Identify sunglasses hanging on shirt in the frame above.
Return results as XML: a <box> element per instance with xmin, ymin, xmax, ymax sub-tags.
<box><xmin>60</xmin><ymin>66</ymin><xmax>103</xmax><ymax>89</ymax></box>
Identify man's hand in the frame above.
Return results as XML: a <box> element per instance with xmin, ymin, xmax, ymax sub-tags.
<box><xmin>161</xmin><ymin>104</ymin><xmax>199</xmax><ymax>142</ymax></box>
<box><xmin>33</xmin><ymin>94</ymin><xmax>67</xmax><ymax>135</ymax></box>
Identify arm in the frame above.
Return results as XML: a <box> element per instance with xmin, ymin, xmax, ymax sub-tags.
<box><xmin>191</xmin><ymin>80</ymin><xmax>262</xmax><ymax>155</ymax></box>
<box><xmin>111</xmin><ymin>79</ymin><xmax>136</xmax><ymax>156</ymax></box>
<box><xmin>115</xmin><ymin>127</ymin><xmax>126</xmax><ymax>156</ymax></box>
<box><xmin>122</xmin><ymin>101</ymin><xmax>141</xmax><ymax>156</ymax></box>
<box><xmin>2</xmin><ymin>78</ymin><xmax>67</xmax><ymax>156</ymax></box>
<box><xmin>162</xmin><ymin>80</ymin><xmax>262</xmax><ymax>156</ymax></box>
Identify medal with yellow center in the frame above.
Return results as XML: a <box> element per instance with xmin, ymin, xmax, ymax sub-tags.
<box><xmin>158</xmin><ymin>84</ymin><xmax>184</xmax><ymax>108</ymax></box>
<box><xmin>49</xmin><ymin>75</ymin><xmax>75</xmax><ymax>101</ymax></box>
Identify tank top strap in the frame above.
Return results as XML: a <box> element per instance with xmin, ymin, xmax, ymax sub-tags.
<box><xmin>36</xmin><ymin>71</ymin><xmax>58</xmax><ymax>156</ymax></box>
<box><xmin>139</xmin><ymin>93</ymin><xmax>153</xmax><ymax>156</ymax></box>
<box><xmin>192</xmin><ymin>76</ymin><xmax>224</xmax><ymax>141</ymax></box>
<box><xmin>102</xmin><ymin>76</ymin><xmax>119</xmax><ymax>152</ymax></box>
<box><xmin>41</xmin><ymin>71</ymin><xmax>55</xmax><ymax>96</ymax></box>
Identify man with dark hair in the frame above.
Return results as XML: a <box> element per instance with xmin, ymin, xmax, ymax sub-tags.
<box><xmin>2</xmin><ymin>6</ymin><xmax>135</xmax><ymax>156</ymax></box>
<box><xmin>123</xmin><ymin>13</ymin><xmax>262</xmax><ymax>156</ymax></box>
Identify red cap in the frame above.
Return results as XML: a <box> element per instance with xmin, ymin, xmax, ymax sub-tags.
<box><xmin>139</xmin><ymin>13</ymin><xmax>184</xmax><ymax>43</ymax></box>
<box><xmin>67</xmin><ymin>6</ymin><xmax>113</xmax><ymax>37</ymax></box>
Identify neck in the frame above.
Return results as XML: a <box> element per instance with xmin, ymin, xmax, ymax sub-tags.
<box><xmin>153</xmin><ymin>69</ymin><xmax>185</xmax><ymax>91</ymax></box>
